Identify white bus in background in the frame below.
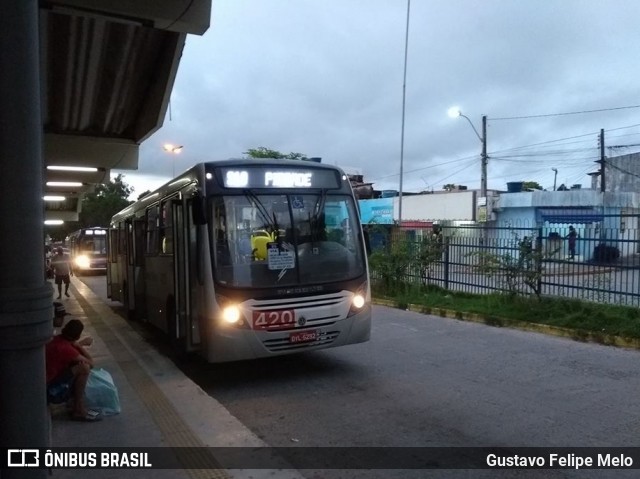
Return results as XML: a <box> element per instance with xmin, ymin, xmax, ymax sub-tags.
<box><xmin>107</xmin><ymin>159</ymin><xmax>371</xmax><ymax>362</ymax></box>
<box><xmin>66</xmin><ymin>227</ymin><xmax>108</xmax><ymax>274</ymax></box>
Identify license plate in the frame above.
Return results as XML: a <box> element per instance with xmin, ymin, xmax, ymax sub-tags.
<box><xmin>289</xmin><ymin>330</ymin><xmax>318</xmax><ymax>343</ymax></box>
<box><xmin>252</xmin><ymin>309</ymin><xmax>295</xmax><ymax>330</ymax></box>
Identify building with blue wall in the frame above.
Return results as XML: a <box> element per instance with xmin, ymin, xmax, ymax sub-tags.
<box><xmin>495</xmin><ymin>189</ymin><xmax>640</xmax><ymax>260</ymax></box>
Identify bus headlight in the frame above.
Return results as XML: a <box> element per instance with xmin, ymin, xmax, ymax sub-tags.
<box><xmin>352</xmin><ymin>294</ymin><xmax>365</xmax><ymax>309</ymax></box>
<box><xmin>75</xmin><ymin>255</ymin><xmax>90</xmax><ymax>269</ymax></box>
<box><xmin>349</xmin><ymin>282</ymin><xmax>368</xmax><ymax>316</ymax></box>
<box><xmin>216</xmin><ymin>295</ymin><xmax>247</xmax><ymax>327</ymax></box>
<box><xmin>221</xmin><ymin>305</ymin><xmax>241</xmax><ymax>324</ymax></box>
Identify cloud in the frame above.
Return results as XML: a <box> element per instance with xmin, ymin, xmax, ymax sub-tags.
<box><xmin>120</xmin><ymin>0</ymin><xmax>640</xmax><ymax>196</ymax></box>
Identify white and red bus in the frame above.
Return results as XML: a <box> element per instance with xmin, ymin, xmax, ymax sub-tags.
<box><xmin>107</xmin><ymin>159</ymin><xmax>371</xmax><ymax>362</ymax></box>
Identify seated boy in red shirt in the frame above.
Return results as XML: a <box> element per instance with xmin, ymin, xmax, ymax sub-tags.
<box><xmin>46</xmin><ymin>319</ymin><xmax>101</xmax><ymax>421</ymax></box>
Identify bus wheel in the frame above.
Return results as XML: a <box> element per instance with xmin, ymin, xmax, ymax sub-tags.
<box><xmin>166</xmin><ymin>297</ymin><xmax>186</xmax><ymax>359</ymax></box>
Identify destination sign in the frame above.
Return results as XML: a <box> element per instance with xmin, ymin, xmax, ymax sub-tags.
<box><xmin>216</xmin><ymin>166</ymin><xmax>340</xmax><ymax>189</ymax></box>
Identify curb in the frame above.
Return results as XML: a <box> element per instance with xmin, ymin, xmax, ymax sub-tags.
<box><xmin>373</xmin><ymin>298</ymin><xmax>640</xmax><ymax>350</ymax></box>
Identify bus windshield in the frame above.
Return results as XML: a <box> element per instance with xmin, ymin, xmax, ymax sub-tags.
<box><xmin>81</xmin><ymin>235</ymin><xmax>107</xmax><ymax>254</ymax></box>
<box><xmin>211</xmin><ymin>193</ymin><xmax>365</xmax><ymax>288</ymax></box>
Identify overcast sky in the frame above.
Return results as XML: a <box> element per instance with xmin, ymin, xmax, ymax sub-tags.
<box><xmin>116</xmin><ymin>0</ymin><xmax>640</xmax><ymax>199</ymax></box>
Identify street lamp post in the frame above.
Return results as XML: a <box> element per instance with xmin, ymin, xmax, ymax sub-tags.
<box><xmin>552</xmin><ymin>167</ymin><xmax>558</xmax><ymax>191</ymax></box>
<box><xmin>163</xmin><ymin>143</ymin><xmax>183</xmax><ymax>177</ymax></box>
<box><xmin>398</xmin><ymin>0</ymin><xmax>411</xmax><ymax>225</ymax></box>
<box><xmin>448</xmin><ymin>107</ymin><xmax>488</xmax><ymax>199</ymax></box>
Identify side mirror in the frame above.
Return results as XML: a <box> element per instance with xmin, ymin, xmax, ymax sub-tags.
<box><xmin>192</xmin><ymin>193</ymin><xmax>207</xmax><ymax>226</ymax></box>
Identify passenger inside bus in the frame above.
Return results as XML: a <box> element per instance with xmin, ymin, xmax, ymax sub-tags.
<box><xmin>251</xmin><ymin>232</ymin><xmax>272</xmax><ymax>261</ymax></box>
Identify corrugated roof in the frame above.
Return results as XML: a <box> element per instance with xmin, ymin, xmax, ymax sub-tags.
<box><xmin>40</xmin><ymin>0</ymin><xmax>211</xmax><ymax>221</ymax></box>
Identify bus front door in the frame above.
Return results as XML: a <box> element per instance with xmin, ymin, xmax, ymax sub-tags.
<box><xmin>173</xmin><ymin>199</ymin><xmax>200</xmax><ymax>352</ymax></box>
<box><xmin>106</xmin><ymin>228</ymin><xmax>118</xmax><ymax>299</ymax></box>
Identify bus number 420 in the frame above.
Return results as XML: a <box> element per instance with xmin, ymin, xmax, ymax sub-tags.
<box><xmin>252</xmin><ymin>310</ymin><xmax>295</xmax><ymax>330</ymax></box>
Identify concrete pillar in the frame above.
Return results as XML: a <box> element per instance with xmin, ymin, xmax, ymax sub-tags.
<box><xmin>0</xmin><ymin>0</ymin><xmax>53</xmax><ymax>477</ymax></box>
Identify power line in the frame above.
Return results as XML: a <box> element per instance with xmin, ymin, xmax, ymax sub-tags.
<box><xmin>491</xmin><ymin>149</ymin><xmax>598</xmax><ymax>159</ymax></box>
<box><xmin>605</xmin><ymin>122</ymin><xmax>640</xmax><ymax>133</ymax></box>
<box><xmin>429</xmin><ymin>159</ymin><xmax>478</xmax><ymax>188</ymax></box>
<box><xmin>374</xmin><ymin>122</ymin><xmax>640</xmax><ymax>189</ymax></box>
<box><xmin>604</xmin><ymin>132</ymin><xmax>640</xmax><ymax>141</ymax></box>
<box><xmin>492</xmin><ymin>158</ymin><xmax>596</xmax><ymax>165</ymax></box>
<box><xmin>487</xmin><ymin>123</ymin><xmax>640</xmax><ymax>157</ymax></box>
<box><xmin>370</xmin><ymin>154</ymin><xmax>478</xmax><ymax>182</ymax></box>
<box><xmin>608</xmin><ymin>143</ymin><xmax>640</xmax><ymax>150</ymax></box>
<box><xmin>490</xmin><ymin>105</ymin><xmax>640</xmax><ymax>121</ymax></box>
<box><xmin>605</xmin><ymin>160</ymin><xmax>640</xmax><ymax>180</ymax></box>
<box><xmin>483</xmin><ymin>122</ymin><xmax>640</xmax><ymax>172</ymax></box>
<box><xmin>563</xmin><ymin>165</ymin><xmax>598</xmax><ymax>186</ymax></box>
<box><xmin>487</xmin><ymin>132</ymin><xmax>598</xmax><ymax>156</ymax></box>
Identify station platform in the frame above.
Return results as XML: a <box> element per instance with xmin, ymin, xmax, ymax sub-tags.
<box><xmin>49</xmin><ymin>278</ymin><xmax>304</xmax><ymax>479</ymax></box>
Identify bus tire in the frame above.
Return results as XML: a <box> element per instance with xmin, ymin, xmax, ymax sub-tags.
<box><xmin>166</xmin><ymin>297</ymin><xmax>186</xmax><ymax>359</ymax></box>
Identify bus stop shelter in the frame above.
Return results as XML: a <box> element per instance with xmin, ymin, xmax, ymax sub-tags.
<box><xmin>0</xmin><ymin>2</ymin><xmax>211</xmax><ymax>475</ymax></box>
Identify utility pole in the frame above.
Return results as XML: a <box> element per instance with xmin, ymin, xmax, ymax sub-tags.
<box><xmin>480</xmin><ymin>115</ymin><xmax>488</xmax><ymax>199</ymax></box>
<box><xmin>599</xmin><ymin>128</ymin><xmax>606</xmax><ymax>192</ymax></box>
<box><xmin>448</xmin><ymin>109</ymin><xmax>488</xmax><ymax>224</ymax></box>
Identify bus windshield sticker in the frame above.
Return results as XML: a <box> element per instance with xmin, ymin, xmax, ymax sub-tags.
<box><xmin>267</xmin><ymin>242</ymin><xmax>295</xmax><ymax>271</ymax></box>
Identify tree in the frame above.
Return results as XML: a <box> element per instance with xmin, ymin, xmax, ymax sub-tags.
<box><xmin>244</xmin><ymin>147</ymin><xmax>308</xmax><ymax>160</ymax></box>
<box><xmin>415</xmin><ymin>226</ymin><xmax>444</xmax><ymax>284</ymax></box>
<box><xmin>469</xmin><ymin>232</ymin><xmax>543</xmax><ymax>300</ymax></box>
<box><xmin>443</xmin><ymin>184</ymin><xmax>457</xmax><ymax>191</ymax></box>
<box><xmin>78</xmin><ymin>174</ymin><xmax>133</xmax><ymax>228</ymax></box>
<box><xmin>368</xmin><ymin>235</ymin><xmax>413</xmax><ymax>295</ymax></box>
<box><xmin>523</xmin><ymin>181</ymin><xmax>543</xmax><ymax>191</ymax></box>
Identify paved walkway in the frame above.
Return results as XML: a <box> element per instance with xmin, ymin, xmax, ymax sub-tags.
<box><xmin>50</xmin><ymin>278</ymin><xmax>304</xmax><ymax>479</ymax></box>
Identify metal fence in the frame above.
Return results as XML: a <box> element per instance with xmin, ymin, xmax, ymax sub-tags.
<box><xmin>368</xmin><ymin>216</ymin><xmax>640</xmax><ymax>307</ymax></box>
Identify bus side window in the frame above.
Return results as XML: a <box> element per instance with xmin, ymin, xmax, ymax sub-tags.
<box><xmin>160</xmin><ymin>200</ymin><xmax>173</xmax><ymax>254</ymax></box>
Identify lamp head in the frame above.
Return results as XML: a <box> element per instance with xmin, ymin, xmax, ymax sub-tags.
<box><xmin>163</xmin><ymin>144</ymin><xmax>183</xmax><ymax>153</ymax></box>
<box><xmin>447</xmin><ymin>107</ymin><xmax>462</xmax><ymax>118</ymax></box>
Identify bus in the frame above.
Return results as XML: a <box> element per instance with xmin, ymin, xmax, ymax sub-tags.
<box><xmin>107</xmin><ymin>159</ymin><xmax>371</xmax><ymax>362</ymax></box>
<box><xmin>66</xmin><ymin>227</ymin><xmax>108</xmax><ymax>274</ymax></box>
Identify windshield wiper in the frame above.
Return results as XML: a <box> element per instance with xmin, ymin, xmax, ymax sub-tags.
<box><xmin>244</xmin><ymin>190</ymin><xmax>277</xmax><ymax>235</ymax></box>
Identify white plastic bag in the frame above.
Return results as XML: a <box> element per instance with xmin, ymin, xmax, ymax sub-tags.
<box><xmin>84</xmin><ymin>368</ymin><xmax>121</xmax><ymax>416</ymax></box>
